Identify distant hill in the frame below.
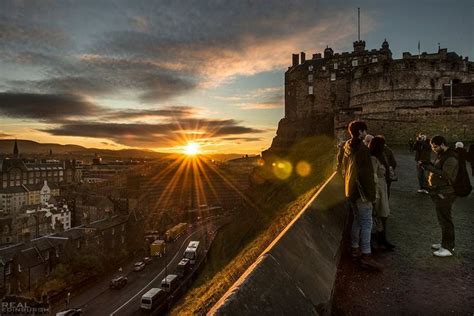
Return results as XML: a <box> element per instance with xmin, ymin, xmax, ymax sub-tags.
<box><xmin>0</xmin><ymin>139</ymin><xmax>165</xmax><ymax>159</ymax></box>
<box><xmin>0</xmin><ymin>139</ymin><xmax>250</xmax><ymax>161</ymax></box>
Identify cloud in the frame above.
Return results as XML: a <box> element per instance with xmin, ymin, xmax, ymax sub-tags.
<box><xmin>0</xmin><ymin>21</ymin><xmax>69</xmax><ymax>52</ymax></box>
<box><xmin>6</xmin><ymin>54</ymin><xmax>197</xmax><ymax>102</ymax></box>
<box><xmin>237</xmin><ymin>101</ymin><xmax>282</xmax><ymax>110</ymax></box>
<box><xmin>215</xmin><ymin>86</ymin><xmax>283</xmax><ymax>110</ymax></box>
<box><xmin>91</xmin><ymin>3</ymin><xmax>370</xmax><ymax>87</ymax></box>
<box><xmin>0</xmin><ymin>132</ymin><xmax>12</xmax><ymax>138</ymax></box>
<box><xmin>104</xmin><ymin>106</ymin><xmax>197</xmax><ymax>120</ymax></box>
<box><xmin>221</xmin><ymin>137</ymin><xmax>262</xmax><ymax>142</ymax></box>
<box><xmin>41</xmin><ymin>119</ymin><xmax>265</xmax><ymax>147</ymax></box>
<box><xmin>0</xmin><ymin>92</ymin><xmax>101</xmax><ymax>122</ymax></box>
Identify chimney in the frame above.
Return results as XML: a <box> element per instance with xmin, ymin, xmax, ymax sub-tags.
<box><xmin>292</xmin><ymin>54</ymin><xmax>299</xmax><ymax>67</ymax></box>
<box><xmin>300</xmin><ymin>52</ymin><xmax>306</xmax><ymax>63</ymax></box>
<box><xmin>312</xmin><ymin>53</ymin><xmax>322</xmax><ymax>59</ymax></box>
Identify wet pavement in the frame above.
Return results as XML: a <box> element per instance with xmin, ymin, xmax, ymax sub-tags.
<box><xmin>332</xmin><ymin>150</ymin><xmax>474</xmax><ymax>315</ymax></box>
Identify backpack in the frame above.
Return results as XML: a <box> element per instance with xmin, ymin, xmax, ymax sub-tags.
<box><xmin>451</xmin><ymin>151</ymin><xmax>472</xmax><ymax>197</ymax></box>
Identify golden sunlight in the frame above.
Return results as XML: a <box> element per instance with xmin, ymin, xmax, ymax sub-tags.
<box><xmin>184</xmin><ymin>142</ymin><xmax>200</xmax><ymax>156</ymax></box>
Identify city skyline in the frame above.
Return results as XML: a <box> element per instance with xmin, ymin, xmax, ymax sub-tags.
<box><xmin>0</xmin><ymin>0</ymin><xmax>472</xmax><ymax>154</ymax></box>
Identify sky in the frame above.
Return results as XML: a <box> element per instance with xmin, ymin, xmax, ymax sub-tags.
<box><xmin>0</xmin><ymin>0</ymin><xmax>472</xmax><ymax>154</ymax></box>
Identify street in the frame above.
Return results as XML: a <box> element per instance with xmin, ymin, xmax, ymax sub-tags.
<box><xmin>53</xmin><ymin>216</ymin><xmax>229</xmax><ymax>316</ymax></box>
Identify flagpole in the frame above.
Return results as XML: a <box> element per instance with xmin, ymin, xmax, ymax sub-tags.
<box><xmin>358</xmin><ymin>8</ymin><xmax>360</xmax><ymax>42</ymax></box>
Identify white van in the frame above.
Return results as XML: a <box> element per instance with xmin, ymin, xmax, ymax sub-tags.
<box><xmin>140</xmin><ymin>287</ymin><xmax>166</xmax><ymax>311</ymax></box>
<box><xmin>161</xmin><ymin>274</ymin><xmax>179</xmax><ymax>293</ymax></box>
<box><xmin>183</xmin><ymin>241</ymin><xmax>200</xmax><ymax>264</ymax></box>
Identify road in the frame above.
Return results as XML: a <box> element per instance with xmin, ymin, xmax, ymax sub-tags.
<box><xmin>54</xmin><ymin>216</ymin><xmax>229</xmax><ymax>316</ymax></box>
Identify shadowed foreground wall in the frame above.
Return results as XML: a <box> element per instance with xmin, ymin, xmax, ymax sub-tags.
<box><xmin>210</xmin><ymin>173</ymin><xmax>347</xmax><ymax>315</ymax></box>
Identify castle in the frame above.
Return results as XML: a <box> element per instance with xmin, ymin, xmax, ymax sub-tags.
<box><xmin>267</xmin><ymin>39</ymin><xmax>474</xmax><ymax>154</ymax></box>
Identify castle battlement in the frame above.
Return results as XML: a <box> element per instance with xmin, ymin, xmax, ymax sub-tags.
<box><xmin>267</xmin><ymin>39</ymin><xmax>474</xmax><ymax>154</ymax></box>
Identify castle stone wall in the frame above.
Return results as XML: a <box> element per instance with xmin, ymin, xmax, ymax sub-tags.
<box><xmin>335</xmin><ymin>105</ymin><xmax>474</xmax><ymax>145</ymax></box>
<box><xmin>268</xmin><ymin>43</ymin><xmax>474</xmax><ymax>155</ymax></box>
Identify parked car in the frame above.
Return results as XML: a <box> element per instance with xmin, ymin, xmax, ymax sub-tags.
<box><xmin>142</xmin><ymin>256</ymin><xmax>152</xmax><ymax>265</ymax></box>
<box><xmin>109</xmin><ymin>276</ymin><xmax>128</xmax><ymax>289</ymax></box>
<box><xmin>134</xmin><ymin>261</ymin><xmax>146</xmax><ymax>271</ymax></box>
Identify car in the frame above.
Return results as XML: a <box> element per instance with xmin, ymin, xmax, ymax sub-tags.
<box><xmin>142</xmin><ymin>257</ymin><xmax>152</xmax><ymax>265</ymax></box>
<box><xmin>133</xmin><ymin>261</ymin><xmax>146</xmax><ymax>271</ymax></box>
<box><xmin>56</xmin><ymin>308</ymin><xmax>82</xmax><ymax>316</ymax></box>
<box><xmin>109</xmin><ymin>276</ymin><xmax>128</xmax><ymax>289</ymax></box>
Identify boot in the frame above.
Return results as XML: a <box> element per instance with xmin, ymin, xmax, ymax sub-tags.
<box><xmin>360</xmin><ymin>254</ymin><xmax>384</xmax><ymax>271</ymax></box>
<box><xmin>380</xmin><ymin>217</ymin><xmax>395</xmax><ymax>250</ymax></box>
<box><xmin>380</xmin><ymin>230</ymin><xmax>395</xmax><ymax>250</ymax></box>
<box><xmin>351</xmin><ymin>247</ymin><xmax>361</xmax><ymax>260</ymax></box>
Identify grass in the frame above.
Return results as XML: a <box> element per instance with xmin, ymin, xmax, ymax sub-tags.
<box><xmin>170</xmin><ymin>136</ymin><xmax>335</xmax><ymax>315</ymax></box>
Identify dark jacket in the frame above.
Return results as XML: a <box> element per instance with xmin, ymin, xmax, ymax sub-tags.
<box><xmin>414</xmin><ymin>139</ymin><xmax>431</xmax><ymax>162</ymax></box>
<box><xmin>427</xmin><ymin>148</ymin><xmax>459</xmax><ymax>195</ymax></box>
<box><xmin>455</xmin><ymin>147</ymin><xmax>467</xmax><ymax>163</ymax></box>
<box><xmin>342</xmin><ymin>138</ymin><xmax>376</xmax><ymax>202</ymax></box>
<box><xmin>383</xmin><ymin>145</ymin><xmax>397</xmax><ymax>169</ymax></box>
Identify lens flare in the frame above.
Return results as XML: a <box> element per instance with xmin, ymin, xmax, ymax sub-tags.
<box><xmin>296</xmin><ymin>161</ymin><xmax>311</xmax><ymax>177</ymax></box>
<box><xmin>273</xmin><ymin>160</ymin><xmax>292</xmax><ymax>180</ymax></box>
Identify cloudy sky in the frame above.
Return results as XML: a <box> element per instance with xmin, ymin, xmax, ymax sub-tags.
<box><xmin>0</xmin><ymin>0</ymin><xmax>472</xmax><ymax>154</ymax></box>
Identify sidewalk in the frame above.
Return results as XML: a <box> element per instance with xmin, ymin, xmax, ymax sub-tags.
<box><xmin>332</xmin><ymin>150</ymin><xmax>474</xmax><ymax>315</ymax></box>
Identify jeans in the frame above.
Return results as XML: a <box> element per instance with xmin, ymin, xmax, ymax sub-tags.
<box><xmin>350</xmin><ymin>198</ymin><xmax>373</xmax><ymax>254</ymax></box>
<box><xmin>417</xmin><ymin>164</ymin><xmax>427</xmax><ymax>189</ymax></box>
<box><xmin>432</xmin><ymin>193</ymin><xmax>457</xmax><ymax>250</ymax></box>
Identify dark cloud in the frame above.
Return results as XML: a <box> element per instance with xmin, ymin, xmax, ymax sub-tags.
<box><xmin>0</xmin><ymin>21</ymin><xmax>70</xmax><ymax>52</ymax></box>
<box><xmin>5</xmin><ymin>53</ymin><xmax>197</xmax><ymax>102</ymax></box>
<box><xmin>41</xmin><ymin>119</ymin><xmax>265</xmax><ymax>147</ymax></box>
<box><xmin>105</xmin><ymin>106</ymin><xmax>196</xmax><ymax>120</ymax></box>
<box><xmin>0</xmin><ymin>132</ymin><xmax>12</xmax><ymax>138</ymax></box>
<box><xmin>0</xmin><ymin>92</ymin><xmax>100</xmax><ymax>122</ymax></box>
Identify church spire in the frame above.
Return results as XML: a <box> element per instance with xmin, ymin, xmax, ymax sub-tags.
<box><xmin>13</xmin><ymin>139</ymin><xmax>19</xmax><ymax>158</ymax></box>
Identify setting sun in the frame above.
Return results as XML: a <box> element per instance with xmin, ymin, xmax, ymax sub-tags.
<box><xmin>184</xmin><ymin>142</ymin><xmax>200</xmax><ymax>156</ymax></box>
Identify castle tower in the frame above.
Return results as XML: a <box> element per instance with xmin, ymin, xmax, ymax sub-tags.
<box><xmin>380</xmin><ymin>38</ymin><xmax>392</xmax><ymax>59</ymax></box>
<box><xmin>324</xmin><ymin>46</ymin><xmax>334</xmax><ymax>59</ymax></box>
<box><xmin>13</xmin><ymin>139</ymin><xmax>19</xmax><ymax>158</ymax></box>
<box><xmin>353</xmin><ymin>40</ymin><xmax>366</xmax><ymax>53</ymax></box>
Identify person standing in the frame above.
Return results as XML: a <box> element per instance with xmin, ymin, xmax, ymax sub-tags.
<box><xmin>408</xmin><ymin>138</ymin><xmax>415</xmax><ymax>152</ymax></box>
<box><xmin>421</xmin><ymin>136</ymin><xmax>459</xmax><ymax>257</ymax></box>
<box><xmin>414</xmin><ymin>134</ymin><xmax>431</xmax><ymax>193</ymax></box>
<box><xmin>369</xmin><ymin>136</ymin><xmax>395</xmax><ymax>250</ymax></box>
<box><xmin>342</xmin><ymin>121</ymin><xmax>382</xmax><ymax>270</ymax></box>
<box><xmin>454</xmin><ymin>142</ymin><xmax>467</xmax><ymax>162</ymax></box>
<box><xmin>381</xmin><ymin>137</ymin><xmax>397</xmax><ymax>198</ymax></box>
<box><xmin>469</xmin><ymin>144</ymin><xmax>474</xmax><ymax>176</ymax></box>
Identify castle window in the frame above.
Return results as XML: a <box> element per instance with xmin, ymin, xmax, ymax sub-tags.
<box><xmin>308</xmin><ymin>74</ymin><xmax>313</xmax><ymax>82</ymax></box>
<box><xmin>308</xmin><ymin>65</ymin><xmax>313</xmax><ymax>71</ymax></box>
<box><xmin>331</xmin><ymin>73</ymin><xmax>336</xmax><ymax>81</ymax></box>
<box><xmin>372</xmin><ymin>57</ymin><xmax>378</xmax><ymax>63</ymax></box>
<box><xmin>322</xmin><ymin>66</ymin><xmax>326</xmax><ymax>71</ymax></box>
<box><xmin>308</xmin><ymin>86</ymin><xmax>314</xmax><ymax>95</ymax></box>
<box><xmin>352</xmin><ymin>59</ymin><xmax>358</xmax><ymax>67</ymax></box>
<box><xmin>334</xmin><ymin>63</ymin><xmax>338</xmax><ymax>70</ymax></box>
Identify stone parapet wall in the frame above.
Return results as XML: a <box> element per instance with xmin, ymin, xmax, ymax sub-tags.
<box><xmin>210</xmin><ymin>173</ymin><xmax>346</xmax><ymax>316</ymax></box>
<box><xmin>335</xmin><ymin>104</ymin><xmax>474</xmax><ymax>144</ymax></box>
